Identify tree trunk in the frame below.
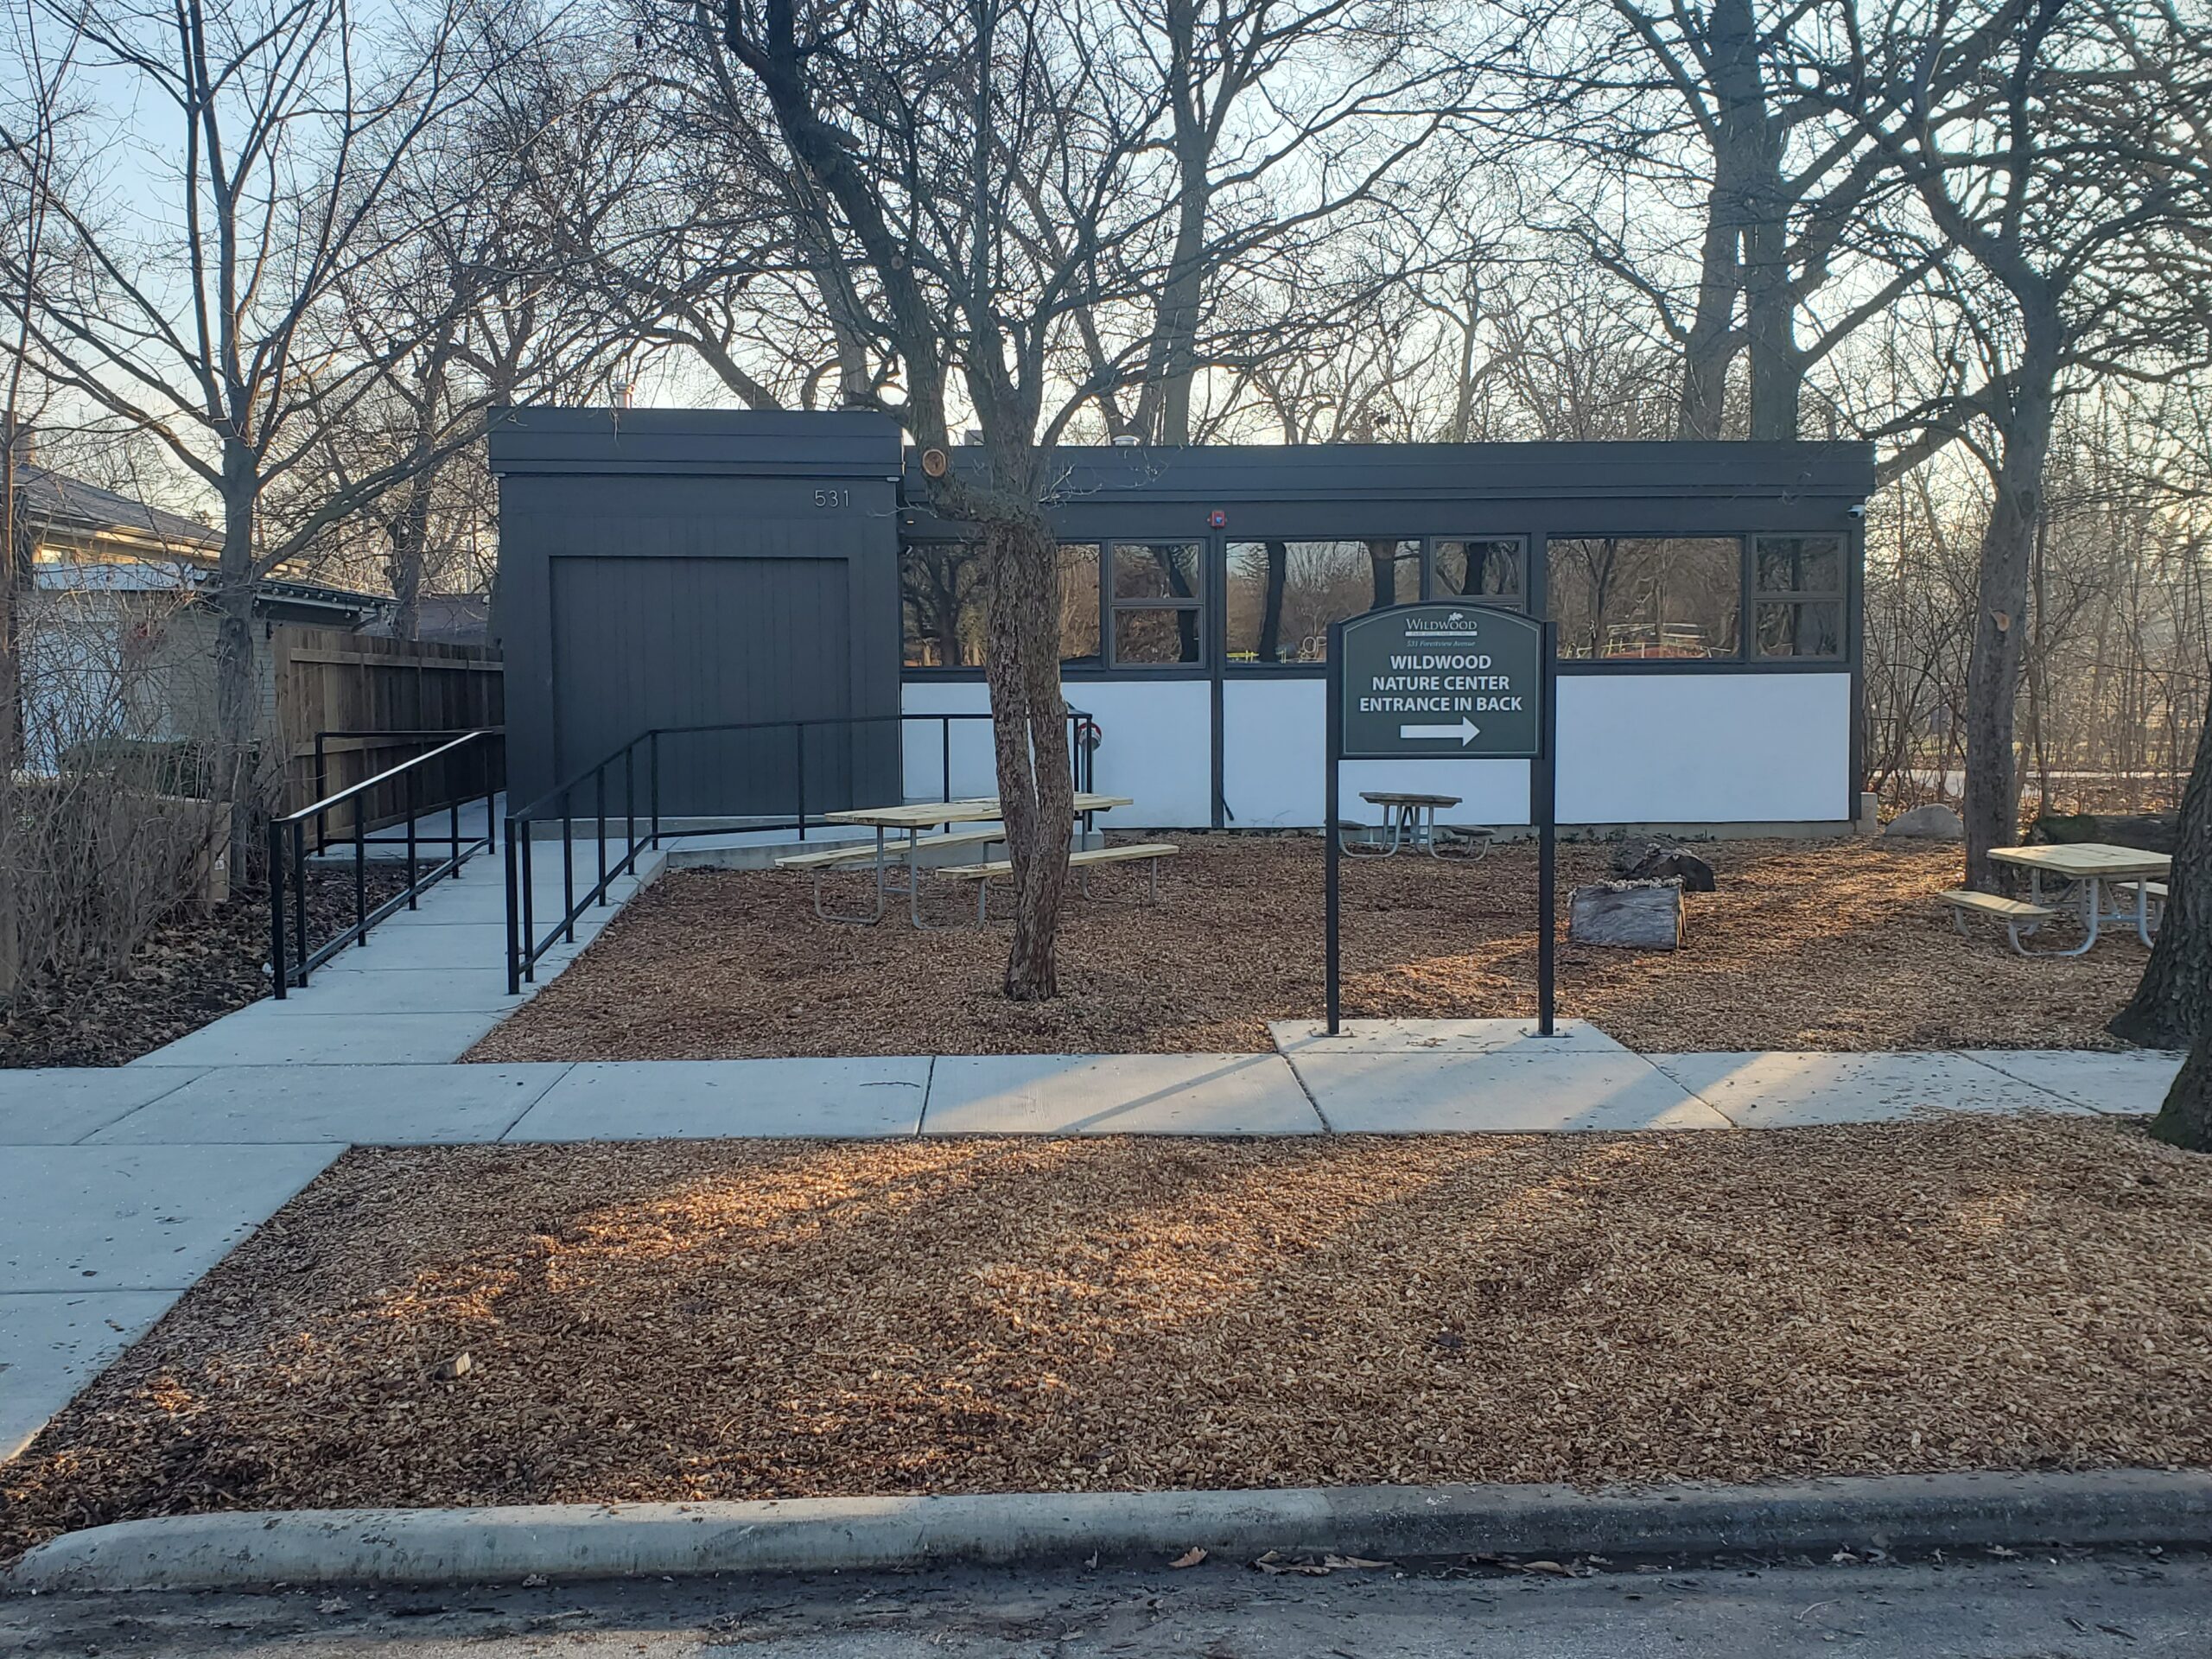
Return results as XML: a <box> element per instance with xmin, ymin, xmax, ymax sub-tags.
<box><xmin>385</xmin><ymin>469</ymin><xmax>432</xmax><ymax>643</ymax></box>
<box><xmin>2149</xmin><ymin>1015</ymin><xmax>2212</xmax><ymax>1152</ymax></box>
<box><xmin>1961</xmin><ymin>352</ymin><xmax>2056</xmax><ymax>891</ymax></box>
<box><xmin>1257</xmin><ymin>540</ymin><xmax>1287</xmax><ymax>662</ymax></box>
<box><xmin>1675</xmin><ymin>183</ymin><xmax>1738</xmax><ymax>442</ymax></box>
<box><xmin>214</xmin><ymin>440</ymin><xmax>260</xmax><ymax>879</ymax></box>
<box><xmin>2110</xmin><ymin>683</ymin><xmax>2212</xmax><ymax>1047</ymax></box>
<box><xmin>1675</xmin><ymin>0</ymin><xmax>1766</xmax><ymax>442</ymax></box>
<box><xmin>980</xmin><ymin>512</ymin><xmax>1074</xmax><ymax>1000</ymax></box>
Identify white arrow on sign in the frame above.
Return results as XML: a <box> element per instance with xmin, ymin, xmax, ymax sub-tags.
<box><xmin>1399</xmin><ymin>718</ymin><xmax>1482</xmax><ymax>745</ymax></box>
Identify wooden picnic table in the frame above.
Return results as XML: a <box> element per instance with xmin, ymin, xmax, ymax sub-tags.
<box><xmin>1988</xmin><ymin>841</ymin><xmax>2170</xmax><ymax>955</ymax></box>
<box><xmin>814</xmin><ymin>794</ymin><xmax>1133</xmax><ymax>925</ymax></box>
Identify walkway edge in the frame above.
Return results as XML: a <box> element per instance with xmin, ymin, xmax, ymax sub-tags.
<box><xmin>10</xmin><ymin>1471</ymin><xmax>2212</xmax><ymax>1592</ymax></box>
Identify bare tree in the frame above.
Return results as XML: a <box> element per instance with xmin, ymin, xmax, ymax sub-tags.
<box><xmin>721</xmin><ymin>0</ymin><xmax>1446</xmax><ymax>998</ymax></box>
<box><xmin>0</xmin><ymin>0</ymin><xmax>510</xmax><ymax>868</ymax></box>
<box><xmin>1788</xmin><ymin>0</ymin><xmax>2212</xmax><ymax>890</ymax></box>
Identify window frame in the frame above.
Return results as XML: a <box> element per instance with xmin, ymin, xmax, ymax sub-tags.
<box><xmin>1543</xmin><ymin>532</ymin><xmax>1750</xmax><ymax>665</ymax></box>
<box><xmin>1106</xmin><ymin>539</ymin><xmax>1206</xmax><ymax>670</ymax></box>
<box><xmin>1750</xmin><ymin>533</ymin><xmax>1848</xmax><ymax>662</ymax></box>
<box><xmin>1427</xmin><ymin>535</ymin><xmax>1529</xmax><ymax>609</ymax></box>
<box><xmin>1218</xmin><ymin>535</ymin><xmax>1424</xmax><ymax>673</ymax></box>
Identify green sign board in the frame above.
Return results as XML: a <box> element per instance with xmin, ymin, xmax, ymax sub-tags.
<box><xmin>1336</xmin><ymin>602</ymin><xmax>1545</xmax><ymax>760</ymax></box>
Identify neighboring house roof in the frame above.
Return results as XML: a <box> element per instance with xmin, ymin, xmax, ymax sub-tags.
<box><xmin>364</xmin><ymin>592</ymin><xmax>491</xmax><ymax>645</ymax></box>
<box><xmin>11</xmin><ymin>463</ymin><xmax>225</xmax><ymax>556</ymax></box>
<box><xmin>32</xmin><ymin>559</ymin><xmax>391</xmax><ymax>626</ymax></box>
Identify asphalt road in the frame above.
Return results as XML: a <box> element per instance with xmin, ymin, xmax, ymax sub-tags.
<box><xmin>6</xmin><ymin>1548</ymin><xmax>2209</xmax><ymax>1656</ymax></box>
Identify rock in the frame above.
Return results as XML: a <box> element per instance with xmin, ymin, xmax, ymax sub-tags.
<box><xmin>1884</xmin><ymin>804</ymin><xmax>1965</xmax><ymax>840</ymax></box>
<box><xmin>1612</xmin><ymin>839</ymin><xmax>1717</xmax><ymax>893</ymax></box>
<box><xmin>1569</xmin><ymin>879</ymin><xmax>1686</xmax><ymax>950</ymax></box>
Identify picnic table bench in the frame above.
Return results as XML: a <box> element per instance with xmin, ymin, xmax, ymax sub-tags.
<box><xmin>1946</xmin><ymin>841</ymin><xmax>2171</xmax><ymax>957</ymax></box>
<box><xmin>795</xmin><ymin>793</ymin><xmax>1134</xmax><ymax>928</ymax></box>
<box><xmin>938</xmin><ymin>842</ymin><xmax>1181</xmax><ymax>925</ymax></box>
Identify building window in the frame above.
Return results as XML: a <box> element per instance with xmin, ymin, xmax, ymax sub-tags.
<box><xmin>1109</xmin><ymin>542</ymin><xmax>1203</xmax><ymax>665</ymax></box>
<box><xmin>901</xmin><ymin>543</ymin><xmax>988</xmax><ymax>667</ymax></box>
<box><xmin>1224</xmin><ymin>539</ymin><xmax>1418</xmax><ymax>664</ymax></box>
<box><xmin>1433</xmin><ymin>538</ymin><xmax>1522</xmax><ymax>604</ymax></box>
<box><xmin>1548</xmin><ymin>536</ymin><xmax>1742</xmax><ymax>660</ymax></box>
<box><xmin>902</xmin><ymin>542</ymin><xmax>1103</xmax><ymax>670</ymax></box>
<box><xmin>1752</xmin><ymin>535</ymin><xmax>1846</xmax><ymax>659</ymax></box>
<box><xmin>1059</xmin><ymin>543</ymin><xmax>1103</xmax><ymax>667</ymax></box>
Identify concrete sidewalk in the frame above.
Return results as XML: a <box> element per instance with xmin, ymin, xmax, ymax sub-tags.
<box><xmin>0</xmin><ymin>1026</ymin><xmax>2177</xmax><ymax>1464</ymax></box>
<box><xmin>127</xmin><ymin>841</ymin><xmax>665</xmax><ymax>1067</ymax></box>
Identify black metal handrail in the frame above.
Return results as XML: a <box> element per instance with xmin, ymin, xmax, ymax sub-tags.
<box><xmin>505</xmin><ymin>707</ymin><xmax>1098</xmax><ymax>995</ymax></box>
<box><xmin>311</xmin><ymin>726</ymin><xmax>505</xmax><ymax>853</ymax></box>
<box><xmin>268</xmin><ymin>728</ymin><xmax>500</xmax><ymax>997</ymax></box>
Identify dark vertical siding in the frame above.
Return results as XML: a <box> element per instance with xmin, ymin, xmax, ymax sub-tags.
<box><xmin>493</xmin><ymin>412</ymin><xmax>904</xmax><ymax>817</ymax></box>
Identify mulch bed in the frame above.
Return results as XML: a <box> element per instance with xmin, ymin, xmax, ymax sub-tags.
<box><xmin>0</xmin><ymin>867</ymin><xmax>413</xmax><ymax>1068</ymax></box>
<box><xmin>6</xmin><ymin>1117</ymin><xmax>2209</xmax><ymax>1559</ymax></box>
<box><xmin>466</xmin><ymin>836</ymin><xmax>2145</xmax><ymax>1060</ymax></box>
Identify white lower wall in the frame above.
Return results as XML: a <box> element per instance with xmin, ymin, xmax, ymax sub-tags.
<box><xmin>901</xmin><ymin>677</ymin><xmax>1215</xmax><ymax>828</ymax></box>
<box><xmin>906</xmin><ymin>669</ymin><xmax>1853</xmax><ymax>830</ymax></box>
<box><xmin>1223</xmin><ymin>678</ymin><xmax>1531</xmax><ymax>829</ymax></box>
<box><xmin>1555</xmin><ymin>672</ymin><xmax>1852</xmax><ymax>824</ymax></box>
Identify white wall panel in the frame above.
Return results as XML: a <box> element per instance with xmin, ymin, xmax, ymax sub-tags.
<box><xmin>1554</xmin><ymin>672</ymin><xmax>1851</xmax><ymax>823</ymax></box>
<box><xmin>903</xmin><ymin>678</ymin><xmax>1214</xmax><ymax>827</ymax></box>
<box><xmin>1223</xmin><ymin>678</ymin><xmax>1531</xmax><ymax>828</ymax></box>
<box><xmin>911</xmin><ymin>669</ymin><xmax>1854</xmax><ymax>830</ymax></box>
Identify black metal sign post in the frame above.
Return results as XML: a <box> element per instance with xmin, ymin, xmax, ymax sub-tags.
<box><xmin>1325</xmin><ymin>601</ymin><xmax>1556</xmax><ymax>1037</ymax></box>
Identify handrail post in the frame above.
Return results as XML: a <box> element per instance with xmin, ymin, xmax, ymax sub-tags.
<box><xmin>795</xmin><ymin>722</ymin><xmax>806</xmax><ymax>840</ymax></box>
<box><xmin>596</xmin><ymin>767</ymin><xmax>608</xmax><ymax>901</ymax></box>
<box><xmin>504</xmin><ymin>816</ymin><xmax>521</xmax><ymax>996</ymax></box>
<box><xmin>650</xmin><ymin>731</ymin><xmax>661</xmax><ymax>850</ymax></box>
<box><xmin>624</xmin><ymin>746</ymin><xmax>636</xmax><ymax>877</ymax></box>
<box><xmin>942</xmin><ymin>716</ymin><xmax>952</xmax><ymax>803</ymax></box>
<box><xmin>562</xmin><ymin>804</ymin><xmax>575</xmax><ymax>943</ymax></box>
<box><xmin>292</xmin><ymin>820</ymin><xmax>309</xmax><ymax>988</ymax></box>
<box><xmin>268</xmin><ymin>820</ymin><xmax>288</xmax><ymax>999</ymax></box>
<box><xmin>353</xmin><ymin>810</ymin><xmax>367</xmax><ymax>946</ymax></box>
<box><xmin>450</xmin><ymin>793</ymin><xmax>463</xmax><ymax>878</ymax></box>
<box><xmin>522</xmin><ymin>817</ymin><xmax>537</xmax><ymax>982</ymax></box>
<box><xmin>405</xmin><ymin>766</ymin><xmax>419</xmax><ymax>909</ymax></box>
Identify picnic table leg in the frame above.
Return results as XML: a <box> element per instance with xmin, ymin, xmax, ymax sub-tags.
<box><xmin>2134</xmin><ymin>880</ymin><xmax>2157</xmax><ymax>946</ymax></box>
<box><xmin>812</xmin><ymin>828</ymin><xmax>893</xmax><ymax>925</ymax></box>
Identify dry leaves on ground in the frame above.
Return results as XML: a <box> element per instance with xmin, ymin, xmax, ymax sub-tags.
<box><xmin>467</xmin><ymin>836</ymin><xmax>2144</xmax><ymax>1060</ymax></box>
<box><xmin>8</xmin><ymin>1116</ymin><xmax>2209</xmax><ymax>1560</ymax></box>
<box><xmin>0</xmin><ymin>867</ymin><xmax>412</xmax><ymax>1068</ymax></box>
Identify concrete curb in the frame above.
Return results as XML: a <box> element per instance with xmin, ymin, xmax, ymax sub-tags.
<box><xmin>9</xmin><ymin>1471</ymin><xmax>2212</xmax><ymax>1592</ymax></box>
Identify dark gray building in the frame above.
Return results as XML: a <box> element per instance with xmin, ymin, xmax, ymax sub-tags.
<box><xmin>491</xmin><ymin>408</ymin><xmax>1874</xmax><ymax>831</ymax></box>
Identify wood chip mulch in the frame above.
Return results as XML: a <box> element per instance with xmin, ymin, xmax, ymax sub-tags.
<box><xmin>1</xmin><ymin>867</ymin><xmax>413</xmax><ymax>1068</ymax></box>
<box><xmin>6</xmin><ymin>1118</ymin><xmax>2209</xmax><ymax>1560</ymax></box>
<box><xmin>465</xmin><ymin>836</ymin><xmax>2145</xmax><ymax>1060</ymax></box>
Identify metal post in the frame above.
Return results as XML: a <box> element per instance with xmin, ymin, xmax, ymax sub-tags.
<box><xmin>522</xmin><ymin>817</ymin><xmax>537</xmax><ymax>982</ymax></box>
<box><xmin>353</xmin><ymin>815</ymin><xmax>367</xmax><ymax>946</ymax></box>
<box><xmin>624</xmin><ymin>746</ymin><xmax>636</xmax><ymax>877</ymax></box>
<box><xmin>595</xmin><ymin>768</ymin><xmax>607</xmax><ymax>902</ymax></box>
<box><xmin>650</xmin><ymin>731</ymin><xmax>662</xmax><ymax>850</ymax></box>
<box><xmin>1535</xmin><ymin>621</ymin><xmax>1559</xmax><ymax>1039</ymax></box>
<box><xmin>504</xmin><ymin>818</ymin><xmax>521</xmax><ymax>996</ymax></box>
<box><xmin>292</xmin><ymin>820</ymin><xmax>309</xmax><ymax>987</ymax></box>
<box><xmin>268</xmin><ymin>820</ymin><xmax>288</xmax><ymax>1000</ymax></box>
<box><xmin>314</xmin><ymin>734</ymin><xmax>328</xmax><ymax>854</ymax></box>
<box><xmin>562</xmin><ymin>808</ymin><xmax>575</xmax><ymax>943</ymax></box>
<box><xmin>450</xmin><ymin>795</ymin><xmax>463</xmax><ymax>877</ymax></box>
<box><xmin>405</xmin><ymin>766</ymin><xmax>419</xmax><ymax>909</ymax></box>
<box><xmin>942</xmin><ymin>717</ymin><xmax>952</xmax><ymax>804</ymax></box>
<box><xmin>1325</xmin><ymin>626</ymin><xmax>1344</xmax><ymax>1035</ymax></box>
<box><xmin>795</xmin><ymin>723</ymin><xmax>807</xmax><ymax>840</ymax></box>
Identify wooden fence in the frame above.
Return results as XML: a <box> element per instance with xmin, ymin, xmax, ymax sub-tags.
<box><xmin>272</xmin><ymin>627</ymin><xmax>505</xmax><ymax>843</ymax></box>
